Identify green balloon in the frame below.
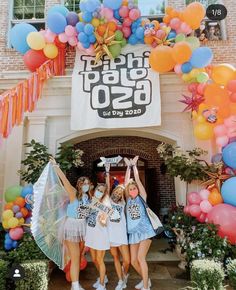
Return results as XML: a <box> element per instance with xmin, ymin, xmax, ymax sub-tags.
<box><xmin>186</xmin><ymin>36</ymin><xmax>200</xmax><ymax>50</ymax></box>
<box><xmin>121</xmin><ymin>38</ymin><xmax>127</xmax><ymax>47</ymax></box>
<box><xmin>109</xmin><ymin>44</ymin><xmax>122</xmax><ymax>58</ymax></box>
<box><xmin>5</xmin><ymin>186</ymin><xmax>22</xmax><ymax>202</ymax></box>
<box><xmin>197</xmin><ymin>72</ymin><xmax>209</xmax><ymax>83</ymax></box>
<box><xmin>175</xmin><ymin>34</ymin><xmax>186</xmax><ymax>43</ymax></box>
<box><xmin>115</xmin><ymin>30</ymin><xmax>123</xmax><ymax>41</ymax></box>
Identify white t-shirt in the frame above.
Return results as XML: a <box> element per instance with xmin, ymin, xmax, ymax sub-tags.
<box><xmin>108</xmin><ymin>200</ymin><xmax>128</xmax><ymax>246</ymax></box>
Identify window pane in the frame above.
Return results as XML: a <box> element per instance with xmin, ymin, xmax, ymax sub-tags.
<box><xmin>185</xmin><ymin>0</ymin><xmax>218</xmax><ymax>8</ymax></box>
<box><xmin>13</xmin><ymin>7</ymin><xmax>24</xmax><ymax>19</ymax></box>
<box><xmin>13</xmin><ymin>0</ymin><xmax>45</xmax><ymax>19</ymax></box>
<box><xmin>138</xmin><ymin>0</ymin><xmax>165</xmax><ymax>16</ymax></box>
<box><xmin>64</xmin><ymin>0</ymin><xmax>80</xmax><ymax>13</ymax></box>
<box><xmin>25</xmin><ymin>0</ymin><xmax>34</xmax><ymax>5</ymax></box>
<box><xmin>35</xmin><ymin>6</ymin><xmax>45</xmax><ymax>18</ymax></box>
<box><xmin>14</xmin><ymin>0</ymin><xmax>23</xmax><ymax>7</ymax></box>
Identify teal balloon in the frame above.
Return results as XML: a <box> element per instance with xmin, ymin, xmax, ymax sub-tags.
<box><xmin>109</xmin><ymin>44</ymin><xmax>122</xmax><ymax>58</ymax></box>
<box><xmin>222</xmin><ymin>142</ymin><xmax>236</xmax><ymax>169</ymax></box>
<box><xmin>190</xmin><ymin>47</ymin><xmax>213</xmax><ymax>68</ymax></box>
<box><xmin>48</xmin><ymin>5</ymin><xmax>69</xmax><ymax>17</ymax></box>
<box><xmin>221</xmin><ymin>177</ymin><xmax>236</xmax><ymax>207</ymax></box>
<box><xmin>10</xmin><ymin>23</ymin><xmax>37</xmax><ymax>54</ymax></box>
<box><xmin>47</xmin><ymin>12</ymin><xmax>67</xmax><ymax>34</ymax></box>
<box><xmin>5</xmin><ymin>186</ymin><xmax>23</xmax><ymax>202</ymax></box>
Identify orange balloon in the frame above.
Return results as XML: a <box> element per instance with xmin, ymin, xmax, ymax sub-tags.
<box><xmin>194</xmin><ymin>123</ymin><xmax>214</xmax><ymax>140</ymax></box>
<box><xmin>4</xmin><ymin>202</ymin><xmax>14</xmax><ymax>210</ymax></box>
<box><xmin>169</xmin><ymin>10</ymin><xmax>179</xmax><ymax>18</ymax></box>
<box><xmin>20</xmin><ymin>208</ymin><xmax>29</xmax><ymax>218</ymax></box>
<box><xmin>165</xmin><ymin>6</ymin><xmax>174</xmax><ymax>15</ymax></box>
<box><xmin>208</xmin><ymin>191</ymin><xmax>223</xmax><ymax>206</ymax></box>
<box><xmin>163</xmin><ymin>15</ymin><xmax>171</xmax><ymax>24</ymax></box>
<box><xmin>144</xmin><ymin>35</ymin><xmax>154</xmax><ymax>45</ymax></box>
<box><xmin>211</xmin><ymin>64</ymin><xmax>236</xmax><ymax>86</ymax></box>
<box><xmin>107</xmin><ymin>21</ymin><xmax>117</xmax><ymax>32</ymax></box>
<box><xmin>14</xmin><ymin>197</ymin><xmax>26</xmax><ymax>208</ymax></box>
<box><xmin>152</xmin><ymin>20</ymin><xmax>160</xmax><ymax>30</ymax></box>
<box><xmin>97</xmin><ymin>24</ymin><xmax>107</xmax><ymax>36</ymax></box>
<box><xmin>183</xmin><ymin>2</ymin><xmax>205</xmax><ymax>29</ymax></box>
<box><xmin>204</xmin><ymin>83</ymin><xmax>230</xmax><ymax>118</ymax></box>
<box><xmin>108</xmin><ymin>30</ymin><xmax>114</xmax><ymax>37</ymax></box>
<box><xmin>149</xmin><ymin>46</ymin><xmax>176</xmax><ymax>73</ymax></box>
<box><xmin>172</xmin><ymin>42</ymin><xmax>192</xmax><ymax>64</ymax></box>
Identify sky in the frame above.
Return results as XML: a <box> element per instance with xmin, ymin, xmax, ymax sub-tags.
<box><xmin>138</xmin><ymin>0</ymin><xmax>165</xmax><ymax>16</ymax></box>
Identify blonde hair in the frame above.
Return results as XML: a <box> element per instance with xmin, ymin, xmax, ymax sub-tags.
<box><xmin>111</xmin><ymin>185</ymin><xmax>126</xmax><ymax>202</ymax></box>
<box><xmin>125</xmin><ymin>179</ymin><xmax>139</xmax><ymax>198</ymax></box>
<box><xmin>76</xmin><ymin>176</ymin><xmax>92</xmax><ymax>199</ymax></box>
<box><xmin>93</xmin><ymin>183</ymin><xmax>108</xmax><ymax>202</ymax></box>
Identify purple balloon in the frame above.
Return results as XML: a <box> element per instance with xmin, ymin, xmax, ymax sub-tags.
<box><xmin>229</xmin><ymin>137</ymin><xmax>236</xmax><ymax>144</ymax></box>
<box><xmin>211</xmin><ymin>153</ymin><xmax>222</xmax><ymax>164</ymax></box>
<box><xmin>13</xmin><ymin>205</ymin><xmax>20</xmax><ymax>213</ymax></box>
<box><xmin>66</xmin><ymin>12</ymin><xmax>79</xmax><ymax>26</ymax></box>
<box><xmin>15</xmin><ymin>212</ymin><xmax>23</xmax><ymax>219</ymax></box>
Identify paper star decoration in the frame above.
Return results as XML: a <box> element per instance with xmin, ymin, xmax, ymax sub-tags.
<box><xmin>179</xmin><ymin>93</ymin><xmax>205</xmax><ymax>112</ymax></box>
<box><xmin>201</xmin><ymin>168</ymin><xmax>231</xmax><ymax>191</ymax></box>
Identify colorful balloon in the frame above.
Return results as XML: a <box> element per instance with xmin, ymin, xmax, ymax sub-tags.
<box><xmin>23</xmin><ymin>50</ymin><xmax>48</xmax><ymax>72</ymax></box>
<box><xmin>172</xmin><ymin>42</ymin><xmax>192</xmax><ymax>64</ymax></box>
<box><xmin>194</xmin><ymin>123</ymin><xmax>214</xmax><ymax>140</ymax></box>
<box><xmin>200</xmin><ymin>200</ymin><xmax>212</xmax><ymax>213</ymax></box>
<box><xmin>47</xmin><ymin>12</ymin><xmax>67</xmax><ymax>34</ymax></box>
<box><xmin>208</xmin><ymin>188</ymin><xmax>223</xmax><ymax>206</ymax></box>
<box><xmin>43</xmin><ymin>44</ymin><xmax>59</xmax><ymax>59</ymax></box>
<box><xmin>221</xmin><ymin>176</ymin><xmax>236</xmax><ymax>206</ymax></box>
<box><xmin>199</xmin><ymin>189</ymin><xmax>210</xmax><ymax>200</ymax></box>
<box><xmin>189</xmin><ymin>204</ymin><xmax>201</xmax><ymax>217</ymax></box>
<box><xmin>190</xmin><ymin>47</ymin><xmax>213</xmax><ymax>68</ymax></box>
<box><xmin>9</xmin><ymin>227</ymin><xmax>24</xmax><ymax>241</ymax></box>
<box><xmin>211</xmin><ymin>64</ymin><xmax>235</xmax><ymax>86</ymax></box>
<box><xmin>5</xmin><ymin>186</ymin><xmax>22</xmax><ymax>202</ymax></box>
<box><xmin>222</xmin><ymin>142</ymin><xmax>236</xmax><ymax>169</ymax></box>
<box><xmin>187</xmin><ymin>192</ymin><xmax>201</xmax><ymax>205</ymax></box>
<box><xmin>2</xmin><ymin>209</ymin><xmax>14</xmax><ymax>220</ymax></box>
<box><xmin>149</xmin><ymin>46</ymin><xmax>176</xmax><ymax>73</ymax></box>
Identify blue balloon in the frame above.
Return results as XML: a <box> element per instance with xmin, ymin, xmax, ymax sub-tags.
<box><xmin>48</xmin><ymin>5</ymin><xmax>69</xmax><ymax>17</ymax></box>
<box><xmin>89</xmin><ymin>34</ymin><xmax>96</xmax><ymax>43</ymax></box>
<box><xmin>25</xmin><ymin>203</ymin><xmax>32</xmax><ymax>211</ymax></box>
<box><xmin>128</xmin><ymin>35</ymin><xmax>139</xmax><ymax>45</ymax></box>
<box><xmin>86</xmin><ymin>0</ymin><xmax>101</xmax><ymax>12</ymax></box>
<box><xmin>78</xmin><ymin>32</ymin><xmax>89</xmax><ymax>43</ymax></box>
<box><xmin>135</xmin><ymin>27</ymin><xmax>144</xmax><ymax>40</ymax></box>
<box><xmin>10</xmin><ymin>23</ymin><xmax>37</xmax><ymax>54</ymax></box>
<box><xmin>222</xmin><ymin>142</ymin><xmax>236</xmax><ymax>169</ymax></box>
<box><xmin>83</xmin><ymin>42</ymin><xmax>91</xmax><ymax>49</ymax></box>
<box><xmin>80</xmin><ymin>1</ymin><xmax>87</xmax><ymax>12</ymax></box>
<box><xmin>4</xmin><ymin>243</ymin><xmax>12</xmax><ymax>251</ymax></box>
<box><xmin>21</xmin><ymin>185</ymin><xmax>33</xmax><ymax>198</ymax></box>
<box><xmin>190</xmin><ymin>47</ymin><xmax>213</xmax><ymax>68</ymax></box>
<box><xmin>221</xmin><ymin>177</ymin><xmax>236</xmax><ymax>206</ymax></box>
<box><xmin>76</xmin><ymin>22</ymin><xmax>85</xmax><ymax>33</ymax></box>
<box><xmin>167</xmin><ymin>31</ymin><xmax>177</xmax><ymax>40</ymax></box>
<box><xmin>211</xmin><ymin>153</ymin><xmax>222</xmax><ymax>164</ymax></box>
<box><xmin>12</xmin><ymin>241</ymin><xmax>18</xmax><ymax>249</ymax></box>
<box><xmin>103</xmin><ymin>0</ymin><xmax>122</xmax><ymax>10</ymax></box>
<box><xmin>114</xmin><ymin>10</ymin><xmax>121</xmax><ymax>20</ymax></box>
<box><xmin>181</xmin><ymin>62</ymin><xmax>193</xmax><ymax>73</ymax></box>
<box><xmin>47</xmin><ymin>12</ymin><xmax>67</xmax><ymax>34</ymax></box>
<box><xmin>82</xmin><ymin>11</ymin><xmax>93</xmax><ymax>22</ymax></box>
<box><xmin>84</xmin><ymin>23</ymin><xmax>94</xmax><ymax>35</ymax></box>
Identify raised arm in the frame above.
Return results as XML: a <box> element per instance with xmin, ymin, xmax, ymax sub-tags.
<box><xmin>124</xmin><ymin>157</ymin><xmax>131</xmax><ymax>186</ymax></box>
<box><xmin>105</xmin><ymin>163</ymin><xmax>111</xmax><ymax>195</ymax></box>
<box><xmin>132</xmin><ymin>157</ymin><xmax>147</xmax><ymax>201</ymax></box>
<box><xmin>50</xmin><ymin>157</ymin><xmax>76</xmax><ymax>202</ymax></box>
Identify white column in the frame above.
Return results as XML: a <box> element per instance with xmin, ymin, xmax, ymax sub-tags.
<box><xmin>26</xmin><ymin>116</ymin><xmax>48</xmax><ymax>144</ymax></box>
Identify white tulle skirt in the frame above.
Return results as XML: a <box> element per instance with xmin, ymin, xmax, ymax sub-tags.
<box><xmin>63</xmin><ymin>217</ymin><xmax>86</xmax><ymax>242</ymax></box>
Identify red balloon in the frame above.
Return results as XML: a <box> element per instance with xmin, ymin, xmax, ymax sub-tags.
<box><xmin>65</xmin><ymin>270</ymin><xmax>71</xmax><ymax>282</ymax></box>
<box><xmin>197</xmin><ymin>212</ymin><xmax>207</xmax><ymax>223</ymax></box>
<box><xmin>184</xmin><ymin>205</ymin><xmax>190</xmax><ymax>214</ymax></box>
<box><xmin>207</xmin><ymin>204</ymin><xmax>236</xmax><ymax>244</ymax></box>
<box><xmin>189</xmin><ymin>204</ymin><xmax>201</xmax><ymax>217</ymax></box>
<box><xmin>228</xmin><ymin>80</ymin><xmax>236</xmax><ymax>93</ymax></box>
<box><xmin>63</xmin><ymin>260</ymin><xmax>71</xmax><ymax>273</ymax></box>
<box><xmin>23</xmin><ymin>49</ymin><xmax>48</xmax><ymax>72</ymax></box>
<box><xmin>187</xmin><ymin>192</ymin><xmax>201</xmax><ymax>205</ymax></box>
<box><xmin>80</xmin><ymin>256</ymin><xmax>88</xmax><ymax>271</ymax></box>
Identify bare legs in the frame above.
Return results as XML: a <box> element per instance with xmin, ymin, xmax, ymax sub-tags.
<box><xmin>65</xmin><ymin>240</ymin><xmax>81</xmax><ymax>282</ymax></box>
<box><xmin>90</xmin><ymin>249</ymin><xmax>106</xmax><ymax>286</ymax></box>
<box><xmin>119</xmin><ymin>245</ymin><xmax>130</xmax><ymax>276</ymax></box>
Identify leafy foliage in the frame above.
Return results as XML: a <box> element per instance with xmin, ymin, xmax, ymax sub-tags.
<box><xmin>0</xmin><ymin>259</ymin><xmax>9</xmax><ymax>290</ymax></box>
<box><xmin>226</xmin><ymin>259</ymin><xmax>236</xmax><ymax>289</ymax></box>
<box><xmin>19</xmin><ymin>140</ymin><xmax>50</xmax><ymax>184</ymax></box>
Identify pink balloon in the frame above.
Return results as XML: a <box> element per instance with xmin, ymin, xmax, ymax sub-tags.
<box><xmin>68</xmin><ymin>36</ymin><xmax>78</xmax><ymax>46</ymax></box>
<box><xmin>129</xmin><ymin>8</ymin><xmax>141</xmax><ymax>21</ymax></box>
<box><xmin>227</xmin><ymin>127</ymin><xmax>236</xmax><ymax>138</ymax></box>
<box><xmin>224</xmin><ymin>116</ymin><xmax>236</xmax><ymax>128</ymax></box>
<box><xmin>189</xmin><ymin>204</ymin><xmax>201</xmax><ymax>217</ymax></box>
<box><xmin>58</xmin><ymin>33</ymin><xmax>68</xmax><ymax>43</ymax></box>
<box><xmin>101</xmin><ymin>8</ymin><xmax>114</xmax><ymax>21</ymax></box>
<box><xmin>197</xmin><ymin>83</ymin><xmax>206</xmax><ymax>95</ymax></box>
<box><xmin>188</xmin><ymin>83</ymin><xmax>198</xmax><ymax>93</ymax></box>
<box><xmin>119</xmin><ymin>6</ymin><xmax>129</xmax><ymax>18</ymax></box>
<box><xmin>9</xmin><ymin>227</ymin><xmax>24</xmax><ymax>241</ymax></box>
<box><xmin>65</xmin><ymin>25</ymin><xmax>76</xmax><ymax>37</ymax></box>
<box><xmin>207</xmin><ymin>204</ymin><xmax>236</xmax><ymax>244</ymax></box>
<box><xmin>123</xmin><ymin>18</ymin><xmax>132</xmax><ymax>27</ymax></box>
<box><xmin>200</xmin><ymin>200</ymin><xmax>212</xmax><ymax>213</ymax></box>
<box><xmin>45</xmin><ymin>29</ymin><xmax>56</xmax><ymax>43</ymax></box>
<box><xmin>214</xmin><ymin>124</ymin><xmax>227</xmax><ymax>137</ymax></box>
<box><xmin>227</xmin><ymin>80</ymin><xmax>236</xmax><ymax>93</ymax></box>
<box><xmin>170</xmin><ymin>18</ymin><xmax>181</xmax><ymax>30</ymax></box>
<box><xmin>122</xmin><ymin>26</ymin><xmax>131</xmax><ymax>38</ymax></box>
<box><xmin>180</xmin><ymin>22</ymin><xmax>191</xmax><ymax>34</ymax></box>
<box><xmin>174</xmin><ymin>64</ymin><xmax>182</xmax><ymax>74</ymax></box>
<box><xmin>39</xmin><ymin>30</ymin><xmax>46</xmax><ymax>37</ymax></box>
<box><xmin>156</xmin><ymin>30</ymin><xmax>166</xmax><ymax>40</ymax></box>
<box><xmin>184</xmin><ymin>205</ymin><xmax>190</xmax><ymax>214</ymax></box>
<box><xmin>216</xmin><ymin>136</ymin><xmax>229</xmax><ymax>147</ymax></box>
<box><xmin>187</xmin><ymin>192</ymin><xmax>201</xmax><ymax>205</ymax></box>
<box><xmin>197</xmin><ymin>212</ymin><xmax>207</xmax><ymax>223</ymax></box>
<box><xmin>230</xmin><ymin>92</ymin><xmax>236</xmax><ymax>103</ymax></box>
<box><xmin>199</xmin><ymin>189</ymin><xmax>210</xmax><ymax>200</ymax></box>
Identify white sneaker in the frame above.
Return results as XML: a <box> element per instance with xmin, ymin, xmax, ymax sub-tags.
<box><xmin>96</xmin><ymin>284</ymin><xmax>106</xmax><ymax>290</ymax></box>
<box><xmin>141</xmin><ymin>288</ymin><xmax>150</xmax><ymax>290</ymax></box>
<box><xmin>135</xmin><ymin>279</ymin><xmax>151</xmax><ymax>289</ymax></box>
<box><xmin>93</xmin><ymin>276</ymin><xmax>108</xmax><ymax>288</ymax></box>
<box><xmin>115</xmin><ymin>280</ymin><xmax>127</xmax><ymax>290</ymax></box>
<box><xmin>123</xmin><ymin>273</ymin><xmax>129</xmax><ymax>285</ymax></box>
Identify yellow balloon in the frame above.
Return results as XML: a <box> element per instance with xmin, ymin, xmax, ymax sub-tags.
<box><xmin>27</xmin><ymin>32</ymin><xmax>46</xmax><ymax>50</ymax></box>
<box><xmin>92</xmin><ymin>18</ymin><xmax>100</xmax><ymax>27</ymax></box>
<box><xmin>43</xmin><ymin>44</ymin><xmax>58</xmax><ymax>59</ymax></box>
<box><xmin>196</xmin><ymin>115</ymin><xmax>205</xmax><ymax>123</ymax></box>
<box><xmin>18</xmin><ymin>218</ymin><xmax>25</xmax><ymax>225</ymax></box>
<box><xmin>2</xmin><ymin>220</ymin><xmax>9</xmax><ymax>229</ymax></box>
<box><xmin>182</xmin><ymin>73</ymin><xmax>190</xmax><ymax>82</ymax></box>
<box><xmin>192</xmin><ymin>111</ymin><xmax>198</xmax><ymax>119</ymax></box>
<box><xmin>211</xmin><ymin>64</ymin><xmax>236</xmax><ymax>86</ymax></box>
<box><xmin>2</xmin><ymin>209</ymin><xmax>14</xmax><ymax>220</ymax></box>
<box><xmin>8</xmin><ymin>217</ymin><xmax>19</xmax><ymax>228</ymax></box>
<box><xmin>194</xmin><ymin>123</ymin><xmax>214</xmax><ymax>140</ymax></box>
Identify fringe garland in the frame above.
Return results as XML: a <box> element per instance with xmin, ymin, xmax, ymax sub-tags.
<box><xmin>0</xmin><ymin>48</ymin><xmax>65</xmax><ymax>143</ymax></box>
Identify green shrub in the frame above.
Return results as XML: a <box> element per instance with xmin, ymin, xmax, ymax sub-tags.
<box><xmin>0</xmin><ymin>259</ymin><xmax>9</xmax><ymax>290</ymax></box>
<box><xmin>15</xmin><ymin>260</ymin><xmax>49</xmax><ymax>290</ymax></box>
<box><xmin>190</xmin><ymin>259</ymin><xmax>225</xmax><ymax>290</ymax></box>
<box><xmin>226</xmin><ymin>259</ymin><xmax>236</xmax><ymax>289</ymax></box>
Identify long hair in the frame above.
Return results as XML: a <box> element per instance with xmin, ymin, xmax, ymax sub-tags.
<box><xmin>76</xmin><ymin>176</ymin><xmax>92</xmax><ymax>199</ymax></box>
<box><xmin>125</xmin><ymin>179</ymin><xmax>139</xmax><ymax>199</ymax></box>
<box><xmin>93</xmin><ymin>183</ymin><xmax>108</xmax><ymax>202</ymax></box>
<box><xmin>111</xmin><ymin>185</ymin><xmax>126</xmax><ymax>203</ymax></box>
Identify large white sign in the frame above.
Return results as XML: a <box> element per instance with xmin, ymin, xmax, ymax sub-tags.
<box><xmin>71</xmin><ymin>45</ymin><xmax>161</xmax><ymax>131</ymax></box>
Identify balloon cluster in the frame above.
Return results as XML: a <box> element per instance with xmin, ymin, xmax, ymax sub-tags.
<box><xmin>2</xmin><ymin>185</ymin><xmax>33</xmax><ymax>250</ymax></box>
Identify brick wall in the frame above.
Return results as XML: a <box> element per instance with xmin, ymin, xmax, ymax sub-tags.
<box><xmin>74</xmin><ymin>136</ymin><xmax>176</xmax><ymax>213</ymax></box>
<box><xmin>0</xmin><ymin>0</ymin><xmax>235</xmax><ymax>71</ymax></box>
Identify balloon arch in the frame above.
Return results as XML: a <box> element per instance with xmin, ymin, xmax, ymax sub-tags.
<box><xmin>1</xmin><ymin>0</ymin><xmax>236</xmax><ymax>245</ymax></box>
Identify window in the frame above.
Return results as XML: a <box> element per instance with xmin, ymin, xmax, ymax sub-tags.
<box><xmin>138</xmin><ymin>0</ymin><xmax>166</xmax><ymax>18</ymax></box>
<box><xmin>64</xmin><ymin>0</ymin><xmax>80</xmax><ymax>13</ymax></box>
<box><xmin>186</xmin><ymin>0</ymin><xmax>219</xmax><ymax>8</ymax></box>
